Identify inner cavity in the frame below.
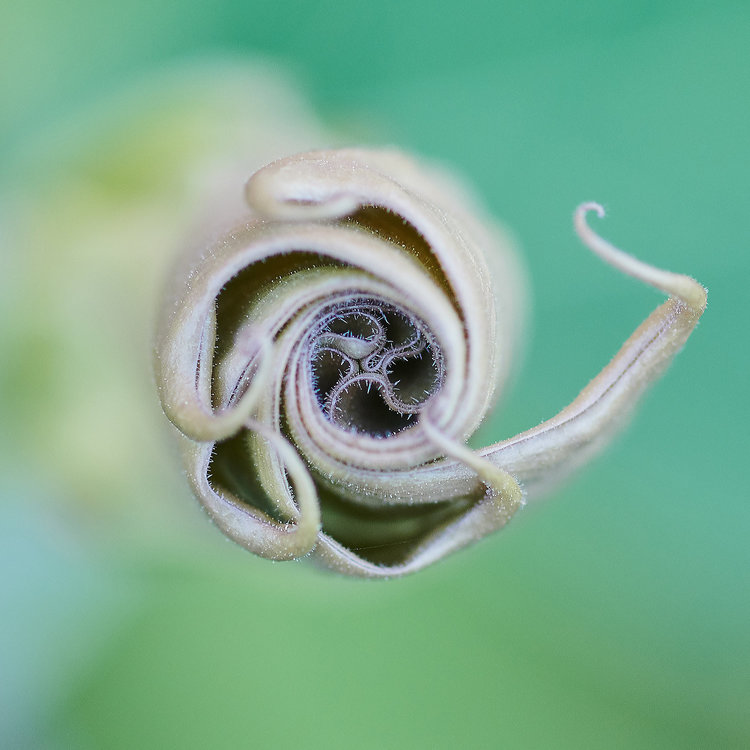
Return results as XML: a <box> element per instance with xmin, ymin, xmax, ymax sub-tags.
<box><xmin>312</xmin><ymin>348</ymin><xmax>356</xmax><ymax>403</ymax></box>
<box><xmin>309</xmin><ymin>299</ymin><xmax>443</xmax><ymax>437</ymax></box>
<box><xmin>329</xmin><ymin>377</ymin><xmax>415</xmax><ymax>437</ymax></box>
<box><xmin>386</xmin><ymin>348</ymin><xmax>441</xmax><ymax>408</ymax></box>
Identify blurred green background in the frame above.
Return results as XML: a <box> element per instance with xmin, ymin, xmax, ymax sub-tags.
<box><xmin>2</xmin><ymin>1</ymin><xmax>748</xmax><ymax>748</ymax></box>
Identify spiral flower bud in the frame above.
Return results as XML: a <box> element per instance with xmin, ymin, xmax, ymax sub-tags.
<box><xmin>155</xmin><ymin>149</ymin><xmax>706</xmax><ymax>577</ymax></box>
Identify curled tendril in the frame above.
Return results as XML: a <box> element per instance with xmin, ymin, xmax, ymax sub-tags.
<box><xmin>155</xmin><ymin>148</ymin><xmax>706</xmax><ymax>578</ymax></box>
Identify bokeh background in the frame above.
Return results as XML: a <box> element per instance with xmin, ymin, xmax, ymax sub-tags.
<box><xmin>2</xmin><ymin>1</ymin><xmax>748</xmax><ymax>748</ymax></box>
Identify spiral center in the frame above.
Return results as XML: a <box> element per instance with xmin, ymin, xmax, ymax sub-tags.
<box><xmin>310</xmin><ymin>301</ymin><xmax>443</xmax><ymax>437</ymax></box>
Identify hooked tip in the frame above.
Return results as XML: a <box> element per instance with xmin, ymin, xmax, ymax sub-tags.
<box><xmin>576</xmin><ymin>201</ymin><xmax>606</xmax><ymax>220</ymax></box>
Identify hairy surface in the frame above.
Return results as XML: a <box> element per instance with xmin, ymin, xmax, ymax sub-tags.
<box><xmin>154</xmin><ymin>149</ymin><xmax>706</xmax><ymax>577</ymax></box>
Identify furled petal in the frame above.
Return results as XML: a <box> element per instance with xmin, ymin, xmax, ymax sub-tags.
<box><xmin>155</xmin><ymin>150</ymin><xmax>706</xmax><ymax>577</ymax></box>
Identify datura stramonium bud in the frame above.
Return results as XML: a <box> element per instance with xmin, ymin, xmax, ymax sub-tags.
<box><xmin>154</xmin><ymin>148</ymin><xmax>706</xmax><ymax>578</ymax></box>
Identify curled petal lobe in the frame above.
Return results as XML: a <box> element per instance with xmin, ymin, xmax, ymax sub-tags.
<box><xmin>155</xmin><ymin>148</ymin><xmax>706</xmax><ymax>577</ymax></box>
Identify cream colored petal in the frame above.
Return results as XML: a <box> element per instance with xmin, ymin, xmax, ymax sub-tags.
<box><xmin>156</xmin><ymin>149</ymin><xmax>706</xmax><ymax>577</ymax></box>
